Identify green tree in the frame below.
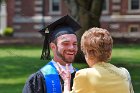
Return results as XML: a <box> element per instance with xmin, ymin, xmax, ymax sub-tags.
<box><xmin>64</xmin><ymin>0</ymin><xmax>104</xmax><ymax>62</ymax></box>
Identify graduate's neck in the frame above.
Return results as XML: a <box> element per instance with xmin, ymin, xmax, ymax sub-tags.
<box><xmin>53</xmin><ymin>58</ymin><xmax>70</xmax><ymax>66</ymax></box>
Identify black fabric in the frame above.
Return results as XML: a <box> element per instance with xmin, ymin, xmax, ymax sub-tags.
<box><xmin>22</xmin><ymin>71</ymin><xmax>46</xmax><ymax>93</ymax></box>
<box><xmin>22</xmin><ymin>71</ymin><xmax>76</xmax><ymax>93</ymax></box>
<box><xmin>49</xmin><ymin>27</ymin><xmax>76</xmax><ymax>42</ymax></box>
<box><xmin>39</xmin><ymin>15</ymin><xmax>81</xmax><ymax>38</ymax></box>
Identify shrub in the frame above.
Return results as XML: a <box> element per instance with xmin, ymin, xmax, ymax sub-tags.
<box><xmin>3</xmin><ymin>27</ymin><xmax>14</xmax><ymax>36</ymax></box>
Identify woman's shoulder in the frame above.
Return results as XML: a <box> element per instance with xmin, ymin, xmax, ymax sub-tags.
<box><xmin>75</xmin><ymin>68</ymin><xmax>88</xmax><ymax>77</ymax></box>
<box><xmin>77</xmin><ymin>67</ymin><xmax>97</xmax><ymax>73</ymax></box>
<box><xmin>76</xmin><ymin>68</ymin><xmax>90</xmax><ymax>73</ymax></box>
<box><xmin>75</xmin><ymin>68</ymin><xmax>96</xmax><ymax>76</ymax></box>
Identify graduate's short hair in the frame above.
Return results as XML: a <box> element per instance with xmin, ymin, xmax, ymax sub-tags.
<box><xmin>81</xmin><ymin>27</ymin><xmax>113</xmax><ymax>62</ymax></box>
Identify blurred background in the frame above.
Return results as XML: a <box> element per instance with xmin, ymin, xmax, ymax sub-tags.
<box><xmin>0</xmin><ymin>0</ymin><xmax>140</xmax><ymax>93</ymax></box>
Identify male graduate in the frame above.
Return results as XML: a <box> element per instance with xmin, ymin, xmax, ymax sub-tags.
<box><xmin>22</xmin><ymin>15</ymin><xmax>81</xmax><ymax>93</ymax></box>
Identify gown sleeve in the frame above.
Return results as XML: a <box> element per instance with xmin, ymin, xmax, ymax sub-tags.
<box><xmin>22</xmin><ymin>71</ymin><xmax>76</xmax><ymax>93</ymax></box>
<box><xmin>22</xmin><ymin>71</ymin><xmax>46</xmax><ymax>93</ymax></box>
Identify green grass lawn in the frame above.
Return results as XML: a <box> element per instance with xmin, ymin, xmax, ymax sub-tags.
<box><xmin>0</xmin><ymin>44</ymin><xmax>140</xmax><ymax>93</ymax></box>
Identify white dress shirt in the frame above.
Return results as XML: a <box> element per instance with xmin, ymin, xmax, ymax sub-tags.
<box><xmin>51</xmin><ymin>59</ymin><xmax>75</xmax><ymax>73</ymax></box>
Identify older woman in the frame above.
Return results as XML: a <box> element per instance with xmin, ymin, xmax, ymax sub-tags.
<box><xmin>57</xmin><ymin>27</ymin><xmax>134</xmax><ymax>93</ymax></box>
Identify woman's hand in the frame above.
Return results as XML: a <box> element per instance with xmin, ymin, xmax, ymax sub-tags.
<box><xmin>56</xmin><ymin>63</ymin><xmax>71</xmax><ymax>93</ymax></box>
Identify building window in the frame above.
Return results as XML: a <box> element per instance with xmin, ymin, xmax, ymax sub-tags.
<box><xmin>128</xmin><ymin>0</ymin><xmax>140</xmax><ymax>13</ymax></box>
<box><xmin>49</xmin><ymin>0</ymin><xmax>61</xmax><ymax>14</ymax></box>
<box><xmin>102</xmin><ymin>0</ymin><xmax>109</xmax><ymax>14</ymax></box>
<box><xmin>131</xmin><ymin>0</ymin><xmax>139</xmax><ymax>10</ymax></box>
<box><xmin>129</xmin><ymin>25</ymin><xmax>139</xmax><ymax>32</ymax></box>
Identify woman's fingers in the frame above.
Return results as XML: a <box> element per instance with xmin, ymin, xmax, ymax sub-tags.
<box><xmin>56</xmin><ymin>63</ymin><xmax>71</xmax><ymax>81</ymax></box>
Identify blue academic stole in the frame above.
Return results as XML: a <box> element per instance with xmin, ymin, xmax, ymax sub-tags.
<box><xmin>40</xmin><ymin>61</ymin><xmax>62</xmax><ymax>93</ymax></box>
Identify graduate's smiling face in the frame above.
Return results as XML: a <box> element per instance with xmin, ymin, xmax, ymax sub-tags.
<box><xmin>52</xmin><ymin>34</ymin><xmax>78</xmax><ymax>64</ymax></box>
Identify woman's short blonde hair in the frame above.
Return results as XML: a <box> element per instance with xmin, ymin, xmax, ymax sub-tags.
<box><xmin>81</xmin><ymin>27</ymin><xmax>113</xmax><ymax>62</ymax></box>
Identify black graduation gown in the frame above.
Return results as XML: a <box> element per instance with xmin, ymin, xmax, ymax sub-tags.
<box><xmin>22</xmin><ymin>71</ymin><xmax>76</xmax><ymax>93</ymax></box>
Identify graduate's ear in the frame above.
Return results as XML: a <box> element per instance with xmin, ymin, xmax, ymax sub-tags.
<box><xmin>50</xmin><ymin>42</ymin><xmax>56</xmax><ymax>50</ymax></box>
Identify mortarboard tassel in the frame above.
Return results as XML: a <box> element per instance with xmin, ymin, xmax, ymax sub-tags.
<box><xmin>40</xmin><ymin>34</ymin><xmax>51</xmax><ymax>60</ymax></box>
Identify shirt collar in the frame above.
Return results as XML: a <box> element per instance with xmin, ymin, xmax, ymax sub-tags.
<box><xmin>51</xmin><ymin>59</ymin><xmax>75</xmax><ymax>73</ymax></box>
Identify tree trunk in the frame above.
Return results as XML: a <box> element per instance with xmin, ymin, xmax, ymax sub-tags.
<box><xmin>64</xmin><ymin>0</ymin><xmax>104</xmax><ymax>62</ymax></box>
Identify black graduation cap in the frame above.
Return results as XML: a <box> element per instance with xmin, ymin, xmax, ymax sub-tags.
<box><xmin>39</xmin><ymin>15</ymin><xmax>81</xmax><ymax>60</ymax></box>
